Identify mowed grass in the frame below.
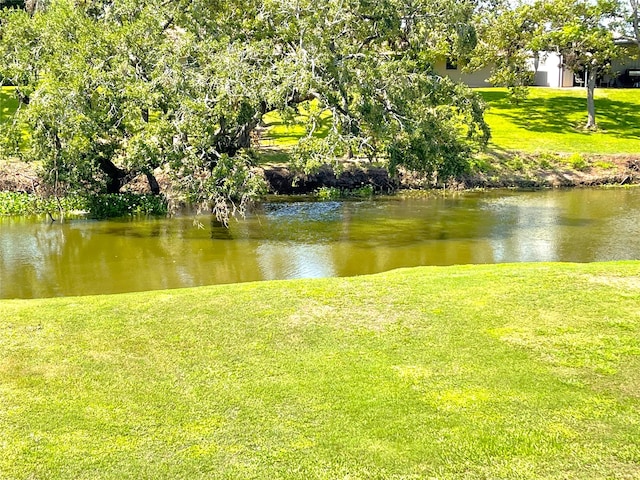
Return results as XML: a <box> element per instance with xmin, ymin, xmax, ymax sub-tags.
<box><xmin>1</xmin><ymin>262</ymin><xmax>639</xmax><ymax>479</ymax></box>
<box><xmin>260</xmin><ymin>101</ymin><xmax>333</xmax><ymax>148</ymax></box>
<box><xmin>0</xmin><ymin>87</ymin><xmax>19</xmax><ymax>124</ymax></box>
<box><xmin>0</xmin><ymin>86</ymin><xmax>30</xmax><ymax>156</ymax></box>
<box><xmin>479</xmin><ymin>87</ymin><xmax>640</xmax><ymax>154</ymax></box>
<box><xmin>259</xmin><ymin>88</ymin><xmax>640</xmax><ymax>156</ymax></box>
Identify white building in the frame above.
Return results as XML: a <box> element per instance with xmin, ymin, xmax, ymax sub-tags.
<box><xmin>434</xmin><ymin>43</ymin><xmax>640</xmax><ymax>88</ymax></box>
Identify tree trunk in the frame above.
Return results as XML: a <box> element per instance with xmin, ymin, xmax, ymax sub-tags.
<box><xmin>97</xmin><ymin>158</ymin><xmax>128</xmax><ymax>194</ymax></box>
<box><xmin>632</xmin><ymin>0</ymin><xmax>639</xmax><ymax>48</ymax></box>
<box><xmin>585</xmin><ymin>69</ymin><xmax>597</xmax><ymax>130</ymax></box>
<box><xmin>16</xmin><ymin>88</ymin><xmax>30</xmax><ymax>105</ymax></box>
<box><xmin>146</xmin><ymin>172</ymin><xmax>160</xmax><ymax>195</ymax></box>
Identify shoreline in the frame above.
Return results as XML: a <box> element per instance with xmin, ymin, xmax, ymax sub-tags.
<box><xmin>261</xmin><ymin>152</ymin><xmax>640</xmax><ymax>194</ymax></box>
<box><xmin>2</xmin><ymin>152</ymin><xmax>639</xmax><ymax>203</ymax></box>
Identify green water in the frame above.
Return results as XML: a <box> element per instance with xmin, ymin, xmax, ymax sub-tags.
<box><xmin>1</xmin><ymin>188</ymin><xmax>639</xmax><ymax>299</ymax></box>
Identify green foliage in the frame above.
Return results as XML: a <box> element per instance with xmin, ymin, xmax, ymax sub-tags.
<box><xmin>470</xmin><ymin>4</ymin><xmax>537</xmax><ymax>95</ymax></box>
<box><xmin>315</xmin><ymin>186</ymin><xmax>341</xmax><ymax>200</ymax></box>
<box><xmin>85</xmin><ymin>193</ymin><xmax>167</xmax><ymax>219</ymax></box>
<box><xmin>0</xmin><ymin>191</ymin><xmax>166</xmax><ymax>217</ymax></box>
<box><xmin>0</xmin><ymin>191</ymin><xmax>84</xmax><ymax>215</ymax></box>
<box><xmin>315</xmin><ymin>184</ymin><xmax>374</xmax><ymax>200</ymax></box>
<box><xmin>351</xmin><ymin>184</ymin><xmax>375</xmax><ymax>198</ymax></box>
<box><xmin>506</xmin><ymin>154</ymin><xmax>526</xmax><ymax>172</ymax></box>
<box><xmin>593</xmin><ymin>160</ymin><xmax>616</xmax><ymax>169</ymax></box>
<box><xmin>468</xmin><ymin>156</ymin><xmax>493</xmax><ymax>173</ymax></box>
<box><xmin>172</xmin><ymin>153</ymin><xmax>265</xmax><ymax>225</ymax></box>
<box><xmin>538</xmin><ymin>153</ymin><xmax>561</xmax><ymax>169</ymax></box>
<box><xmin>565</xmin><ymin>153</ymin><xmax>588</xmax><ymax>170</ymax></box>
<box><xmin>506</xmin><ymin>85</ymin><xmax>531</xmax><ymax>105</ymax></box>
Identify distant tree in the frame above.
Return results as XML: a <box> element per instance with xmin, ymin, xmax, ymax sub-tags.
<box><xmin>530</xmin><ymin>0</ymin><xmax>620</xmax><ymax>129</ymax></box>
<box><xmin>0</xmin><ymin>1</ymin><xmax>182</xmax><ymax>197</ymax></box>
<box><xmin>469</xmin><ymin>2</ymin><xmax>538</xmax><ymax>102</ymax></box>
<box><xmin>615</xmin><ymin>0</ymin><xmax>640</xmax><ymax>47</ymax></box>
<box><xmin>473</xmin><ymin>0</ymin><xmax>620</xmax><ymax>128</ymax></box>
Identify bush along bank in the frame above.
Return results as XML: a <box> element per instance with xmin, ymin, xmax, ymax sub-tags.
<box><xmin>0</xmin><ymin>192</ymin><xmax>168</xmax><ymax>219</ymax></box>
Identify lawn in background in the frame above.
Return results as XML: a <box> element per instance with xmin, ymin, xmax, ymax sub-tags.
<box><xmin>479</xmin><ymin>87</ymin><xmax>640</xmax><ymax>154</ymax></box>
<box><xmin>260</xmin><ymin>100</ymin><xmax>332</xmax><ymax>148</ymax></box>
<box><xmin>1</xmin><ymin>261</ymin><xmax>639</xmax><ymax>479</ymax></box>
<box><xmin>0</xmin><ymin>86</ymin><xmax>19</xmax><ymax>124</ymax></box>
<box><xmin>2</xmin><ymin>86</ymin><xmax>639</xmax><ymax>158</ymax></box>
<box><xmin>260</xmin><ymin>88</ymin><xmax>640</xmax><ymax>156</ymax></box>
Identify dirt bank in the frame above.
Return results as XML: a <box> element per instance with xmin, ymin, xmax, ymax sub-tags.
<box><xmin>2</xmin><ymin>154</ymin><xmax>639</xmax><ymax>197</ymax></box>
<box><xmin>455</xmin><ymin>154</ymin><xmax>640</xmax><ymax>190</ymax></box>
<box><xmin>260</xmin><ymin>154</ymin><xmax>640</xmax><ymax>193</ymax></box>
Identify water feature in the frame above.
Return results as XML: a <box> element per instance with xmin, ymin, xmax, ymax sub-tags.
<box><xmin>1</xmin><ymin>188</ymin><xmax>639</xmax><ymax>299</ymax></box>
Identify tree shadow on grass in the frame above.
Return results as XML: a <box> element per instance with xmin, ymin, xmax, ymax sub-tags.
<box><xmin>480</xmin><ymin>90</ymin><xmax>640</xmax><ymax>140</ymax></box>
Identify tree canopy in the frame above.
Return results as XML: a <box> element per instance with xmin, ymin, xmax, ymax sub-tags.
<box><xmin>0</xmin><ymin>0</ymin><xmax>490</xmax><ymax>220</ymax></box>
<box><xmin>616</xmin><ymin>0</ymin><xmax>640</xmax><ymax>46</ymax></box>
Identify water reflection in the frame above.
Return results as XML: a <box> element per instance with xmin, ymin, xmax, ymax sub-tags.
<box><xmin>482</xmin><ymin>194</ymin><xmax>562</xmax><ymax>262</ymax></box>
<box><xmin>1</xmin><ymin>188</ymin><xmax>639</xmax><ymax>299</ymax></box>
<box><xmin>257</xmin><ymin>243</ymin><xmax>336</xmax><ymax>280</ymax></box>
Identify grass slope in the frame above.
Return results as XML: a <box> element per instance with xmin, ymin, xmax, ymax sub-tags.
<box><xmin>260</xmin><ymin>101</ymin><xmax>332</xmax><ymax>149</ymax></box>
<box><xmin>479</xmin><ymin>88</ymin><xmax>640</xmax><ymax>154</ymax></box>
<box><xmin>1</xmin><ymin>262</ymin><xmax>639</xmax><ymax>479</ymax></box>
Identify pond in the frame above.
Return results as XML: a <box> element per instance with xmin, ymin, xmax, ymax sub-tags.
<box><xmin>1</xmin><ymin>188</ymin><xmax>639</xmax><ymax>299</ymax></box>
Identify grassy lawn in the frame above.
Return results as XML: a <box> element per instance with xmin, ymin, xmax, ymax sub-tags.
<box><xmin>479</xmin><ymin>87</ymin><xmax>640</xmax><ymax>155</ymax></box>
<box><xmin>260</xmin><ymin>101</ymin><xmax>332</xmax><ymax>149</ymax></box>
<box><xmin>258</xmin><ymin>88</ymin><xmax>640</xmax><ymax>157</ymax></box>
<box><xmin>1</xmin><ymin>261</ymin><xmax>639</xmax><ymax>479</ymax></box>
<box><xmin>0</xmin><ymin>86</ymin><xmax>19</xmax><ymax>125</ymax></box>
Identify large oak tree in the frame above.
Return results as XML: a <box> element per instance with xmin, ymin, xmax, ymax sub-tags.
<box><xmin>0</xmin><ymin>0</ymin><xmax>490</xmax><ymax>221</ymax></box>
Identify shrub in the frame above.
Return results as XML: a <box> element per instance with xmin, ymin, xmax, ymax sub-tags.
<box><xmin>0</xmin><ymin>192</ymin><xmax>167</xmax><ymax>218</ymax></box>
<box><xmin>506</xmin><ymin>155</ymin><xmax>525</xmax><ymax>172</ymax></box>
<box><xmin>315</xmin><ymin>186</ymin><xmax>341</xmax><ymax>200</ymax></box>
<box><xmin>0</xmin><ymin>192</ymin><xmax>87</xmax><ymax>216</ymax></box>
<box><xmin>566</xmin><ymin>153</ymin><xmax>588</xmax><ymax>171</ymax></box>
<box><xmin>351</xmin><ymin>184</ymin><xmax>374</xmax><ymax>198</ymax></box>
<box><xmin>315</xmin><ymin>184</ymin><xmax>374</xmax><ymax>200</ymax></box>
<box><xmin>468</xmin><ymin>157</ymin><xmax>493</xmax><ymax>173</ymax></box>
<box><xmin>593</xmin><ymin>160</ymin><xmax>616</xmax><ymax>170</ymax></box>
<box><xmin>86</xmin><ymin>194</ymin><xmax>168</xmax><ymax>219</ymax></box>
